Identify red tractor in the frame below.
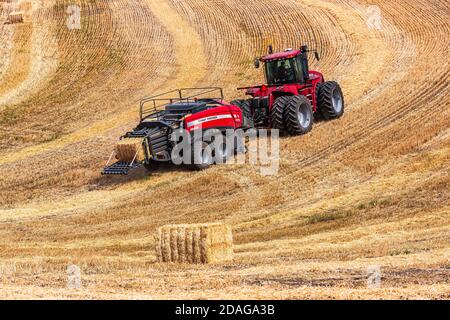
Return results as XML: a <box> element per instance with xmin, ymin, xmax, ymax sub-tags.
<box><xmin>231</xmin><ymin>45</ymin><xmax>344</xmax><ymax>135</ymax></box>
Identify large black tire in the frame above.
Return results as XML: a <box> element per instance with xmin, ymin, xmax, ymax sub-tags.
<box><xmin>270</xmin><ymin>96</ymin><xmax>290</xmax><ymax>131</ymax></box>
<box><xmin>316</xmin><ymin>81</ymin><xmax>345</xmax><ymax>120</ymax></box>
<box><xmin>231</xmin><ymin>99</ymin><xmax>254</xmax><ymax>128</ymax></box>
<box><xmin>190</xmin><ymin>140</ymin><xmax>213</xmax><ymax>170</ymax></box>
<box><xmin>205</xmin><ymin>128</ymin><xmax>232</xmax><ymax>164</ymax></box>
<box><xmin>212</xmin><ymin>133</ymin><xmax>232</xmax><ymax>164</ymax></box>
<box><xmin>284</xmin><ymin>95</ymin><xmax>313</xmax><ymax>135</ymax></box>
<box><xmin>143</xmin><ymin>161</ymin><xmax>160</xmax><ymax>172</ymax></box>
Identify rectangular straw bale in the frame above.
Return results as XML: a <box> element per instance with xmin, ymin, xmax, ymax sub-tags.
<box><xmin>115</xmin><ymin>138</ymin><xmax>145</xmax><ymax>162</ymax></box>
<box><xmin>200</xmin><ymin>224</ymin><xmax>233</xmax><ymax>263</ymax></box>
<box><xmin>9</xmin><ymin>12</ymin><xmax>24</xmax><ymax>24</ymax></box>
<box><xmin>161</xmin><ymin>226</ymin><xmax>171</xmax><ymax>262</ymax></box>
<box><xmin>155</xmin><ymin>223</ymin><xmax>233</xmax><ymax>264</ymax></box>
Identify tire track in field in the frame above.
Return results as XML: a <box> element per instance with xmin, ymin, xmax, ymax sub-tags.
<box><xmin>144</xmin><ymin>0</ymin><xmax>207</xmax><ymax>87</ymax></box>
<box><xmin>0</xmin><ymin>4</ymin><xmax>14</xmax><ymax>84</ymax></box>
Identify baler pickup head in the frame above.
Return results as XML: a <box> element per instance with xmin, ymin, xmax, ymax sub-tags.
<box><xmin>102</xmin><ymin>161</ymin><xmax>141</xmax><ymax>175</ymax></box>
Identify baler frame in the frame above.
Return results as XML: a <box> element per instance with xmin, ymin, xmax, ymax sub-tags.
<box><xmin>139</xmin><ymin>87</ymin><xmax>224</xmax><ymax>121</ymax></box>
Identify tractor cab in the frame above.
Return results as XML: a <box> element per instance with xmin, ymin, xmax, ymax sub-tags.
<box><xmin>255</xmin><ymin>45</ymin><xmax>318</xmax><ymax>85</ymax></box>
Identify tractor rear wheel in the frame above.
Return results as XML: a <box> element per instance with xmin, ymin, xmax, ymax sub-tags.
<box><xmin>284</xmin><ymin>95</ymin><xmax>313</xmax><ymax>135</ymax></box>
<box><xmin>271</xmin><ymin>96</ymin><xmax>290</xmax><ymax>131</ymax></box>
<box><xmin>231</xmin><ymin>99</ymin><xmax>254</xmax><ymax>128</ymax></box>
<box><xmin>317</xmin><ymin>81</ymin><xmax>344</xmax><ymax>120</ymax></box>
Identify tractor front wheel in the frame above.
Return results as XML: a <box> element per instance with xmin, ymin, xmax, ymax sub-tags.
<box><xmin>284</xmin><ymin>95</ymin><xmax>313</xmax><ymax>135</ymax></box>
<box><xmin>271</xmin><ymin>96</ymin><xmax>290</xmax><ymax>132</ymax></box>
<box><xmin>316</xmin><ymin>81</ymin><xmax>345</xmax><ymax>120</ymax></box>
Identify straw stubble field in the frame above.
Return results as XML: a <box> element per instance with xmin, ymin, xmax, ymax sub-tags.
<box><xmin>0</xmin><ymin>0</ymin><xmax>449</xmax><ymax>299</ymax></box>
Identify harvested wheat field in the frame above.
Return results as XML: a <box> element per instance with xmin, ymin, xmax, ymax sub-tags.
<box><xmin>0</xmin><ymin>0</ymin><xmax>449</xmax><ymax>299</ymax></box>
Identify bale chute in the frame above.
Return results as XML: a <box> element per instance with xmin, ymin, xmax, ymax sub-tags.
<box><xmin>102</xmin><ymin>138</ymin><xmax>147</xmax><ymax>175</ymax></box>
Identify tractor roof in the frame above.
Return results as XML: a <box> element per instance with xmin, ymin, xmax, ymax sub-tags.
<box><xmin>261</xmin><ymin>49</ymin><xmax>301</xmax><ymax>62</ymax></box>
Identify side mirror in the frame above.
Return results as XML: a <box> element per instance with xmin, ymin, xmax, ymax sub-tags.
<box><xmin>254</xmin><ymin>58</ymin><xmax>260</xmax><ymax>69</ymax></box>
<box><xmin>314</xmin><ymin>51</ymin><xmax>321</xmax><ymax>61</ymax></box>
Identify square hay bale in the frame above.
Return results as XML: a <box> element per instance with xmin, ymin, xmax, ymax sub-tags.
<box><xmin>115</xmin><ymin>138</ymin><xmax>145</xmax><ymax>162</ymax></box>
<box><xmin>155</xmin><ymin>223</ymin><xmax>233</xmax><ymax>264</ymax></box>
<box><xmin>9</xmin><ymin>12</ymin><xmax>24</xmax><ymax>24</ymax></box>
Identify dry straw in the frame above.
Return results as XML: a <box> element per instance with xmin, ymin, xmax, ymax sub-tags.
<box><xmin>9</xmin><ymin>12</ymin><xmax>24</xmax><ymax>24</ymax></box>
<box><xmin>155</xmin><ymin>223</ymin><xmax>233</xmax><ymax>264</ymax></box>
<box><xmin>115</xmin><ymin>138</ymin><xmax>145</xmax><ymax>162</ymax></box>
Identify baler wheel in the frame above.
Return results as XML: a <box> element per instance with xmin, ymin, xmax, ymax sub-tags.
<box><xmin>316</xmin><ymin>81</ymin><xmax>345</xmax><ymax>120</ymax></box>
<box><xmin>284</xmin><ymin>95</ymin><xmax>313</xmax><ymax>135</ymax></box>
<box><xmin>213</xmin><ymin>134</ymin><xmax>232</xmax><ymax>164</ymax></box>
<box><xmin>143</xmin><ymin>161</ymin><xmax>160</xmax><ymax>172</ymax></box>
<box><xmin>191</xmin><ymin>141</ymin><xmax>213</xmax><ymax>170</ymax></box>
